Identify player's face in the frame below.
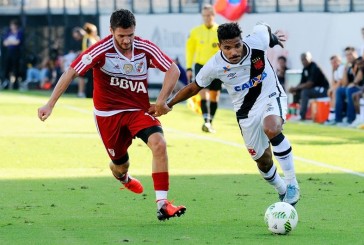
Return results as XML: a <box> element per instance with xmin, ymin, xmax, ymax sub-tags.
<box><xmin>111</xmin><ymin>26</ymin><xmax>135</xmax><ymax>51</ymax></box>
<box><xmin>218</xmin><ymin>37</ymin><xmax>243</xmax><ymax>64</ymax></box>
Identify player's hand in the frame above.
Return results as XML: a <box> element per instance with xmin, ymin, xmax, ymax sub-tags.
<box><xmin>38</xmin><ymin>104</ymin><xmax>53</xmax><ymax>121</ymax></box>
<box><xmin>149</xmin><ymin>103</ymin><xmax>172</xmax><ymax>117</ymax></box>
<box><xmin>274</xmin><ymin>30</ymin><xmax>286</xmax><ymax>48</ymax></box>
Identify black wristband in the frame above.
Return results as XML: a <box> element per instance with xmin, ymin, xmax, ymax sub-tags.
<box><xmin>186</xmin><ymin>68</ymin><xmax>192</xmax><ymax>72</ymax></box>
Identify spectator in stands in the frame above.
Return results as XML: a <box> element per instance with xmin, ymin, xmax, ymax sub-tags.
<box><xmin>325</xmin><ymin>55</ymin><xmax>345</xmax><ymax>124</ymax></box>
<box><xmin>22</xmin><ymin>55</ymin><xmax>40</xmax><ymax>90</ymax></box>
<box><xmin>333</xmin><ymin>46</ymin><xmax>359</xmax><ymax>126</ymax></box>
<box><xmin>1</xmin><ymin>19</ymin><xmax>24</xmax><ymax>90</ymax></box>
<box><xmin>39</xmin><ymin>57</ymin><xmax>56</xmax><ymax>90</ymax></box>
<box><xmin>288</xmin><ymin>52</ymin><xmax>329</xmax><ymax>120</ymax></box>
<box><xmin>347</xmin><ymin>57</ymin><xmax>364</xmax><ymax>127</ymax></box>
<box><xmin>78</xmin><ymin>22</ymin><xmax>100</xmax><ymax>98</ymax></box>
<box><xmin>276</xmin><ymin>56</ymin><xmax>289</xmax><ymax>90</ymax></box>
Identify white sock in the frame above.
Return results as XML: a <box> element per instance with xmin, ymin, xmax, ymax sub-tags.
<box><xmin>272</xmin><ymin>137</ymin><xmax>298</xmax><ymax>186</ymax></box>
<box><xmin>156</xmin><ymin>191</ymin><xmax>168</xmax><ymax>209</ymax></box>
<box><xmin>259</xmin><ymin>164</ymin><xmax>286</xmax><ymax>195</ymax></box>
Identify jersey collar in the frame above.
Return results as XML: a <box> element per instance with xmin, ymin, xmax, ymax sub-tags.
<box><xmin>113</xmin><ymin>38</ymin><xmax>135</xmax><ymax>62</ymax></box>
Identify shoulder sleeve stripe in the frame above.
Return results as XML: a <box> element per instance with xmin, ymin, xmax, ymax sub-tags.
<box><xmin>73</xmin><ymin>40</ymin><xmax>113</xmax><ymax>74</ymax></box>
<box><xmin>134</xmin><ymin>40</ymin><xmax>171</xmax><ymax>70</ymax></box>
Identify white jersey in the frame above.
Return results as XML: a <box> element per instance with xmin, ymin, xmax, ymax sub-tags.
<box><xmin>196</xmin><ymin>24</ymin><xmax>286</xmax><ymax>119</ymax></box>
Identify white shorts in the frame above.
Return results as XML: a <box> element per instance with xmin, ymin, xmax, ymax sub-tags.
<box><xmin>237</xmin><ymin>96</ymin><xmax>287</xmax><ymax>160</ymax></box>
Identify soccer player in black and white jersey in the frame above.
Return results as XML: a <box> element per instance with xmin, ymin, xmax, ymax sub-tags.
<box><xmin>152</xmin><ymin>22</ymin><xmax>300</xmax><ymax>206</ymax></box>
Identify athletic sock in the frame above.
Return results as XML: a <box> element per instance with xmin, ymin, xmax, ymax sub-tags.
<box><xmin>200</xmin><ymin>99</ymin><xmax>209</xmax><ymax>123</ymax></box>
<box><xmin>152</xmin><ymin>172</ymin><xmax>169</xmax><ymax>207</ymax></box>
<box><xmin>270</xmin><ymin>133</ymin><xmax>298</xmax><ymax>186</ymax></box>
<box><xmin>259</xmin><ymin>164</ymin><xmax>286</xmax><ymax>195</ymax></box>
<box><xmin>209</xmin><ymin>101</ymin><xmax>218</xmax><ymax>123</ymax></box>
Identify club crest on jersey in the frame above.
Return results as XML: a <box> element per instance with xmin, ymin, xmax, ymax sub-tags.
<box><xmin>81</xmin><ymin>54</ymin><xmax>93</xmax><ymax>65</ymax></box>
<box><xmin>135</xmin><ymin>61</ymin><xmax>145</xmax><ymax>73</ymax></box>
<box><xmin>234</xmin><ymin>72</ymin><xmax>267</xmax><ymax>91</ymax></box>
<box><xmin>252</xmin><ymin>57</ymin><xmax>264</xmax><ymax>70</ymax></box>
<box><xmin>247</xmin><ymin>147</ymin><xmax>257</xmax><ymax>157</ymax></box>
<box><xmin>123</xmin><ymin>64</ymin><xmax>133</xmax><ymax>74</ymax></box>
<box><xmin>223</xmin><ymin>65</ymin><xmax>231</xmax><ymax>73</ymax></box>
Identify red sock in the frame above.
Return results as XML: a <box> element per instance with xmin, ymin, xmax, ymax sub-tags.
<box><xmin>152</xmin><ymin>172</ymin><xmax>169</xmax><ymax>191</ymax></box>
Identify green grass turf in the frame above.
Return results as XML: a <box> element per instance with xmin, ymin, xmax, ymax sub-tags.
<box><xmin>0</xmin><ymin>91</ymin><xmax>363</xmax><ymax>244</ymax></box>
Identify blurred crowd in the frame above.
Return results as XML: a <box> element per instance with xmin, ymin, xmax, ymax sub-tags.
<box><xmin>0</xmin><ymin>19</ymin><xmax>99</xmax><ymax>98</ymax></box>
<box><xmin>276</xmin><ymin>27</ymin><xmax>364</xmax><ymax>129</ymax></box>
<box><xmin>1</xmin><ymin>18</ymin><xmax>363</xmax><ymax>129</ymax></box>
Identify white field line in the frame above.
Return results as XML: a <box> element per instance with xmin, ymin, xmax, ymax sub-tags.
<box><xmin>62</xmin><ymin>104</ymin><xmax>364</xmax><ymax>178</ymax></box>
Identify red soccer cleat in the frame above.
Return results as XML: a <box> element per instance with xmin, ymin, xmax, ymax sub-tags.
<box><xmin>121</xmin><ymin>178</ymin><xmax>144</xmax><ymax>194</ymax></box>
<box><xmin>157</xmin><ymin>200</ymin><xmax>186</xmax><ymax>221</ymax></box>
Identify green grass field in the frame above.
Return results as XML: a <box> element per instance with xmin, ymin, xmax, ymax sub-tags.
<box><xmin>0</xmin><ymin>91</ymin><xmax>363</xmax><ymax>245</ymax></box>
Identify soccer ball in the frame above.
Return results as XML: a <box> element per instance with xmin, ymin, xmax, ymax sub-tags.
<box><xmin>264</xmin><ymin>202</ymin><xmax>298</xmax><ymax>235</ymax></box>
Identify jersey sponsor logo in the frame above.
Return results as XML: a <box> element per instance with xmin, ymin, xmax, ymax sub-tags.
<box><xmin>81</xmin><ymin>54</ymin><xmax>93</xmax><ymax>65</ymax></box>
<box><xmin>123</xmin><ymin>64</ymin><xmax>133</xmax><ymax>74</ymax></box>
<box><xmin>135</xmin><ymin>61</ymin><xmax>145</xmax><ymax>73</ymax></box>
<box><xmin>110</xmin><ymin>77</ymin><xmax>147</xmax><ymax>93</ymax></box>
<box><xmin>234</xmin><ymin>72</ymin><xmax>267</xmax><ymax>91</ymax></box>
<box><xmin>247</xmin><ymin>147</ymin><xmax>257</xmax><ymax>157</ymax></box>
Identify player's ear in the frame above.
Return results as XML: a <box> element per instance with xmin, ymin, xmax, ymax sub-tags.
<box><xmin>218</xmin><ymin>42</ymin><xmax>221</xmax><ymax>49</ymax></box>
<box><xmin>109</xmin><ymin>27</ymin><xmax>113</xmax><ymax>34</ymax></box>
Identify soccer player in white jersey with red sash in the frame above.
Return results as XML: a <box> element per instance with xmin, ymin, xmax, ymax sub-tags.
<box><xmin>157</xmin><ymin>22</ymin><xmax>300</xmax><ymax>206</ymax></box>
<box><xmin>38</xmin><ymin>9</ymin><xmax>186</xmax><ymax>221</ymax></box>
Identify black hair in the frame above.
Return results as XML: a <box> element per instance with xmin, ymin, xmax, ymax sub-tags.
<box><xmin>217</xmin><ymin>23</ymin><xmax>242</xmax><ymax>43</ymax></box>
<box><xmin>110</xmin><ymin>9</ymin><xmax>136</xmax><ymax>30</ymax></box>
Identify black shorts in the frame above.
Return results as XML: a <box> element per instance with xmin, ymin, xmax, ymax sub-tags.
<box><xmin>195</xmin><ymin>63</ymin><xmax>222</xmax><ymax>91</ymax></box>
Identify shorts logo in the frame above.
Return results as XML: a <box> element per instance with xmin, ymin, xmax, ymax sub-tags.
<box><xmin>247</xmin><ymin>147</ymin><xmax>257</xmax><ymax>157</ymax></box>
<box><xmin>81</xmin><ymin>54</ymin><xmax>93</xmax><ymax>65</ymax></box>
<box><xmin>108</xmin><ymin>148</ymin><xmax>115</xmax><ymax>157</ymax></box>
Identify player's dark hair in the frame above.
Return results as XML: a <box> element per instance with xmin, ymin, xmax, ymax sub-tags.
<box><xmin>110</xmin><ymin>9</ymin><xmax>136</xmax><ymax>30</ymax></box>
<box><xmin>217</xmin><ymin>23</ymin><xmax>242</xmax><ymax>43</ymax></box>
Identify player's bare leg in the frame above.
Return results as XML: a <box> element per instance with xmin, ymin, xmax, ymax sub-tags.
<box><xmin>110</xmin><ymin>159</ymin><xmax>143</xmax><ymax>194</ymax></box>
<box><xmin>147</xmin><ymin>132</ymin><xmax>186</xmax><ymax>220</ymax></box>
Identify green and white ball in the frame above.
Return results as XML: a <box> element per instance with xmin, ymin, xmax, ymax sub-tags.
<box><xmin>264</xmin><ymin>202</ymin><xmax>298</xmax><ymax>234</ymax></box>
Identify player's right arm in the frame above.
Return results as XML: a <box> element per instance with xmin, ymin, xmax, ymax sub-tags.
<box><xmin>38</xmin><ymin>68</ymin><xmax>78</xmax><ymax>121</ymax></box>
<box><xmin>166</xmin><ymin>82</ymin><xmax>202</xmax><ymax>109</ymax></box>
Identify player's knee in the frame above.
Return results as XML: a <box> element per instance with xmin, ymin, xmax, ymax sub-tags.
<box><xmin>150</xmin><ymin>137</ymin><xmax>167</xmax><ymax>156</ymax></box>
<box><xmin>264</xmin><ymin>127</ymin><xmax>282</xmax><ymax>139</ymax></box>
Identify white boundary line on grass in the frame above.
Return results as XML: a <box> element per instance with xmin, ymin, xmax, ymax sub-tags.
<box><xmin>62</xmin><ymin>104</ymin><xmax>364</xmax><ymax>178</ymax></box>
